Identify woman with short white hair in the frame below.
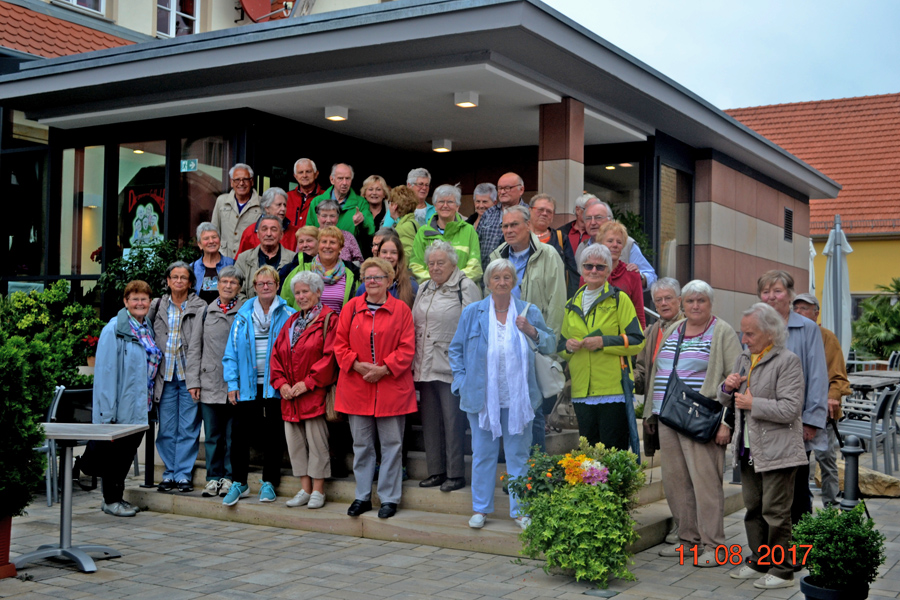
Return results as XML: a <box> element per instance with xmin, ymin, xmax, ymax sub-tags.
<box><xmin>410</xmin><ymin>184</ymin><xmax>482</xmax><ymax>285</ymax></box>
<box><xmin>644</xmin><ymin>279</ymin><xmax>741</xmax><ymax>567</ymax></box>
<box><xmin>270</xmin><ymin>271</ymin><xmax>338</xmax><ymax>510</ymax></box>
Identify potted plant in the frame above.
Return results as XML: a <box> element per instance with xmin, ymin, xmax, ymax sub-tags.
<box><xmin>792</xmin><ymin>504</ymin><xmax>886</xmax><ymax>599</ymax></box>
<box><xmin>508</xmin><ymin>437</ymin><xmax>644</xmax><ymax>588</ymax></box>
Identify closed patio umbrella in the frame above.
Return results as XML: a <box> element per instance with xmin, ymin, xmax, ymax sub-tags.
<box><xmin>809</xmin><ymin>238</ymin><xmax>817</xmax><ymax>295</ymax></box>
<box><xmin>821</xmin><ymin>214</ymin><xmax>853</xmax><ymax>360</ymax></box>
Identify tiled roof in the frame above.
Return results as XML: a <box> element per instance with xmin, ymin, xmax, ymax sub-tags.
<box><xmin>727</xmin><ymin>93</ymin><xmax>900</xmax><ymax>236</ymax></box>
<box><xmin>0</xmin><ymin>1</ymin><xmax>134</xmax><ymax>58</ymax></box>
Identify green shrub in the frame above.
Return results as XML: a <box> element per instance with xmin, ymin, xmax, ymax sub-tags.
<box><xmin>852</xmin><ymin>278</ymin><xmax>900</xmax><ymax>359</ymax></box>
<box><xmin>97</xmin><ymin>240</ymin><xmax>199</xmax><ymax>298</ymax></box>
<box><xmin>792</xmin><ymin>504</ymin><xmax>885</xmax><ymax>590</ymax></box>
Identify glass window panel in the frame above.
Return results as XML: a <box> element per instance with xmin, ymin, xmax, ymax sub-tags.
<box><xmin>60</xmin><ymin>146</ymin><xmax>104</xmax><ymax>276</ymax></box>
<box><xmin>176</xmin><ymin>136</ymin><xmax>230</xmax><ymax>246</ymax></box>
<box><xmin>157</xmin><ymin>6</ymin><xmax>171</xmax><ymax>36</ymax></box>
<box><xmin>118</xmin><ymin>141</ymin><xmax>167</xmax><ymax>254</ymax></box>
<box><xmin>659</xmin><ymin>164</ymin><xmax>692</xmax><ymax>284</ymax></box>
<box><xmin>1</xmin><ymin>150</ymin><xmax>47</xmax><ymax>276</ymax></box>
<box><xmin>584</xmin><ymin>162</ymin><xmax>641</xmax><ymax>216</ymax></box>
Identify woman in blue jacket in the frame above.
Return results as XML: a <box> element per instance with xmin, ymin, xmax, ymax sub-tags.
<box><xmin>91</xmin><ymin>280</ymin><xmax>162</xmax><ymax>517</ymax></box>
<box><xmin>221</xmin><ymin>265</ymin><xmax>295</xmax><ymax>506</ymax></box>
<box><xmin>449</xmin><ymin>258</ymin><xmax>555</xmax><ymax>531</ymax></box>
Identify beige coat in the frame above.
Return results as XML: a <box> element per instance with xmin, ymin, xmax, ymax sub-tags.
<box><xmin>211</xmin><ymin>189</ymin><xmax>262</xmax><ymax>258</ymax></box>
<box><xmin>186</xmin><ymin>297</ymin><xmax>245</xmax><ymax>404</ymax></box>
<box><xmin>234</xmin><ymin>246</ymin><xmax>296</xmax><ymax>298</ymax></box>
<box><xmin>412</xmin><ymin>268</ymin><xmax>482</xmax><ymax>384</ymax></box>
<box><xmin>717</xmin><ymin>346</ymin><xmax>808</xmax><ymax>473</ymax></box>
<box><xmin>149</xmin><ymin>294</ymin><xmax>208</xmax><ymax>401</ymax></box>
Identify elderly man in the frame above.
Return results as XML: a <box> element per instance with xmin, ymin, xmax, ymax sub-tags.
<box><xmin>466</xmin><ymin>183</ymin><xmax>496</xmax><ymax>229</ymax></box>
<box><xmin>306</xmin><ymin>163</ymin><xmax>374</xmax><ymax>238</ymax></box>
<box><xmin>530</xmin><ymin>193</ymin><xmax>578</xmax><ymax>298</ymax></box>
<box><xmin>793</xmin><ymin>293</ymin><xmax>851</xmax><ymax>509</ymax></box>
<box><xmin>489</xmin><ymin>205</ymin><xmax>566</xmax><ymax>452</ymax></box>
<box><xmin>236</xmin><ymin>187</ymin><xmax>296</xmax><ymax>256</ymax></box>
<box><xmin>286</xmin><ymin>158</ymin><xmax>324</xmax><ymax>228</ymax></box>
<box><xmin>560</xmin><ymin>192</ymin><xmax>595</xmax><ymax>252</ymax></box>
<box><xmin>478</xmin><ymin>172</ymin><xmax>528</xmax><ymax>269</ymax></box>
<box><xmin>211</xmin><ymin>163</ymin><xmax>262</xmax><ymax>258</ymax></box>
<box><xmin>234</xmin><ymin>216</ymin><xmax>296</xmax><ymax>298</ymax></box>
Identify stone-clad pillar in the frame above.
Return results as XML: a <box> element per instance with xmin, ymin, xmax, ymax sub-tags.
<box><xmin>539</xmin><ymin>98</ymin><xmax>584</xmax><ymax>225</ymax></box>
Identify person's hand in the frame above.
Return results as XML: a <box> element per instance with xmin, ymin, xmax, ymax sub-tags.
<box><xmin>625</xmin><ymin>262</ymin><xmax>639</xmax><ymax>272</ymax></box>
<box><xmin>227</xmin><ymin>390</ymin><xmax>239</xmax><ymax>406</ymax></box>
<box><xmin>280</xmin><ymin>384</ymin><xmax>294</xmax><ymax>400</ymax></box>
<box><xmin>803</xmin><ymin>424</ymin><xmax>819</xmax><ymax>441</ymax></box>
<box><xmin>566</xmin><ymin>338</ymin><xmax>584</xmax><ymax>353</ymax></box>
<box><xmin>363</xmin><ymin>365</ymin><xmax>389</xmax><ymax>383</ymax></box>
<box><xmin>715</xmin><ymin>424</ymin><xmax>732</xmax><ymax>446</ymax></box>
<box><xmin>352</xmin><ymin>208</ymin><xmax>364</xmax><ymax>226</ymax></box>
<box><xmin>724</xmin><ymin>373</ymin><xmax>747</xmax><ymax>393</ymax></box>
<box><xmin>734</xmin><ymin>389</ymin><xmax>753</xmax><ymax>410</ymax></box>
<box><xmin>643</xmin><ymin>419</ymin><xmax>657</xmax><ymax>437</ymax></box>
<box><xmin>515</xmin><ymin>315</ymin><xmax>537</xmax><ymax>339</ymax></box>
<box><xmin>189</xmin><ymin>387</ymin><xmax>201</xmax><ymax>401</ymax></box>
<box><xmin>828</xmin><ymin>398</ymin><xmax>840</xmax><ymax>420</ymax></box>
<box><xmin>291</xmin><ymin>382</ymin><xmax>308</xmax><ymax>397</ymax></box>
<box><xmin>353</xmin><ymin>361</ymin><xmax>375</xmax><ymax>376</ymax></box>
<box><xmin>582</xmin><ymin>336</ymin><xmax>604</xmax><ymax>351</ymax></box>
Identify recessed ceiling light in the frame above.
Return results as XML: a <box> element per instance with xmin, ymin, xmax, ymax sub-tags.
<box><xmin>133</xmin><ymin>149</ymin><xmax>144</xmax><ymax>154</ymax></box>
<box><xmin>325</xmin><ymin>106</ymin><xmax>348</xmax><ymax>121</ymax></box>
<box><xmin>432</xmin><ymin>139</ymin><xmax>452</xmax><ymax>153</ymax></box>
<box><xmin>85</xmin><ymin>205</ymin><xmax>99</xmax><ymax>209</ymax></box>
<box><xmin>618</xmin><ymin>163</ymin><xmax>633</xmax><ymax>167</ymax></box>
<box><xmin>454</xmin><ymin>91</ymin><xmax>478</xmax><ymax>108</ymax></box>
<box><xmin>605</xmin><ymin>165</ymin><xmax>615</xmax><ymax>170</ymax></box>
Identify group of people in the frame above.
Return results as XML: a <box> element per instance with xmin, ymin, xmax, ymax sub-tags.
<box><xmin>91</xmin><ymin>161</ymin><xmax>844</xmax><ymax>591</ymax></box>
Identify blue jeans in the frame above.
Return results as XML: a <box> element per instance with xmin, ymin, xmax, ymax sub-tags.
<box><xmin>200</xmin><ymin>403</ymin><xmax>233</xmax><ymax>481</ymax></box>
<box><xmin>468</xmin><ymin>409</ymin><xmax>532</xmax><ymax>518</ymax></box>
<box><xmin>157</xmin><ymin>378</ymin><xmax>201</xmax><ymax>482</ymax></box>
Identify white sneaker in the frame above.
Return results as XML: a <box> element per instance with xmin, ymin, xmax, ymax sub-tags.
<box><xmin>730</xmin><ymin>565</ymin><xmax>761</xmax><ymax>579</ymax></box>
<box><xmin>218</xmin><ymin>479</ymin><xmax>232</xmax><ymax>498</ymax></box>
<box><xmin>695</xmin><ymin>549</ymin><xmax>718</xmax><ymax>567</ymax></box>
<box><xmin>754</xmin><ymin>574</ymin><xmax>794</xmax><ymax>589</ymax></box>
<box><xmin>658</xmin><ymin>543</ymin><xmax>682</xmax><ymax>558</ymax></box>
<box><xmin>202</xmin><ymin>480</ymin><xmax>221</xmax><ymax>497</ymax></box>
<box><xmin>515</xmin><ymin>516</ymin><xmax>531</xmax><ymax>530</ymax></box>
<box><xmin>286</xmin><ymin>490</ymin><xmax>311</xmax><ymax>507</ymax></box>
<box><xmin>665</xmin><ymin>523</ymin><xmax>680</xmax><ymax>545</ymax></box>
<box><xmin>468</xmin><ymin>513</ymin><xmax>486</xmax><ymax>529</ymax></box>
<box><xmin>308</xmin><ymin>491</ymin><xmax>326</xmax><ymax>509</ymax></box>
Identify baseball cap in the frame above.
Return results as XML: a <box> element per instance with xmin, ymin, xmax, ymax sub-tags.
<box><xmin>793</xmin><ymin>293</ymin><xmax>819</xmax><ymax>309</ymax></box>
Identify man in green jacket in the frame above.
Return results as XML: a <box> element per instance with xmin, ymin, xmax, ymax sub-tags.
<box><xmin>306</xmin><ymin>163</ymin><xmax>375</xmax><ymax>239</ymax></box>
<box><xmin>410</xmin><ymin>184</ymin><xmax>482</xmax><ymax>285</ymax></box>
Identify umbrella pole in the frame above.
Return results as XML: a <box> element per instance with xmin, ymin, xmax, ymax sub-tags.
<box><xmin>833</xmin><ymin>214</ymin><xmax>843</xmax><ymax>349</ymax></box>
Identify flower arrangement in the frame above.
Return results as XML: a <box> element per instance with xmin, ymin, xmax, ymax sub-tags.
<box><xmin>507</xmin><ymin>437</ymin><xmax>644</xmax><ymax>588</ymax></box>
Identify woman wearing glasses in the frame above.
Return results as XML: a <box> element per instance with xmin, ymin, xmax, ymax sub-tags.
<box><xmin>409</xmin><ymin>184</ymin><xmax>482</xmax><ymax>285</ymax></box>
<box><xmin>559</xmin><ymin>244</ymin><xmax>644</xmax><ymax>451</ymax></box>
<box><xmin>280</xmin><ymin>226</ymin><xmax>357</xmax><ymax>314</ymax></box>
<box><xmin>334</xmin><ymin>257</ymin><xmax>417</xmax><ymax>519</ymax></box>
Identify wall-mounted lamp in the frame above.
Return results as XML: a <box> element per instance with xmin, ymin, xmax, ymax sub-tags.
<box><xmin>454</xmin><ymin>91</ymin><xmax>479</xmax><ymax>108</ymax></box>
<box><xmin>325</xmin><ymin>106</ymin><xmax>348</xmax><ymax>121</ymax></box>
<box><xmin>432</xmin><ymin>139</ymin><xmax>452</xmax><ymax>153</ymax></box>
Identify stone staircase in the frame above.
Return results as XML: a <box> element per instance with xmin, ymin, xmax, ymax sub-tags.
<box><xmin>124</xmin><ymin>420</ymin><xmax>745</xmax><ymax>558</ymax></box>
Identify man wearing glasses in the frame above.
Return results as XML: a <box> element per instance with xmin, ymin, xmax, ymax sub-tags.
<box><xmin>212</xmin><ymin>163</ymin><xmax>262</xmax><ymax>258</ymax></box>
<box><xmin>477</xmin><ymin>172</ymin><xmax>528</xmax><ymax>269</ymax></box>
<box><xmin>574</xmin><ymin>199</ymin><xmax>657</xmax><ymax>288</ymax></box>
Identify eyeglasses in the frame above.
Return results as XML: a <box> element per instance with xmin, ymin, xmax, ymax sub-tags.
<box><xmin>582</xmin><ymin>263</ymin><xmax>608</xmax><ymax>272</ymax></box>
<box><xmin>584</xmin><ymin>215</ymin><xmax>610</xmax><ymax>222</ymax></box>
<box><xmin>497</xmin><ymin>185</ymin><xmax>522</xmax><ymax>193</ymax></box>
<box><xmin>232</xmin><ymin>177</ymin><xmax>252</xmax><ymax>184</ymax></box>
<box><xmin>411</xmin><ymin>182</ymin><xmax>430</xmax><ymax>188</ymax></box>
<box><xmin>255</xmin><ymin>281</ymin><xmax>276</xmax><ymax>288</ymax></box>
<box><xmin>426</xmin><ymin>260</ymin><xmax>448</xmax><ymax>268</ymax></box>
<box><xmin>364</xmin><ymin>275</ymin><xmax>388</xmax><ymax>283</ymax></box>
<box><xmin>434</xmin><ymin>200</ymin><xmax>456</xmax><ymax>207</ymax></box>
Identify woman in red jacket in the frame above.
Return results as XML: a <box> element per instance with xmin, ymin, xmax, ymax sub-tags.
<box><xmin>598</xmin><ymin>220</ymin><xmax>646</xmax><ymax>328</ymax></box>
<box><xmin>270</xmin><ymin>271</ymin><xmax>337</xmax><ymax>510</ymax></box>
<box><xmin>334</xmin><ymin>257</ymin><xmax>416</xmax><ymax>519</ymax></box>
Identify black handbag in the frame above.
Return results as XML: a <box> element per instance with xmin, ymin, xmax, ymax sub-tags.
<box><xmin>658</xmin><ymin>324</ymin><xmax>723</xmax><ymax>443</ymax></box>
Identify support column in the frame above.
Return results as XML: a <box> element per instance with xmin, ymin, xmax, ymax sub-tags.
<box><xmin>538</xmin><ymin>98</ymin><xmax>584</xmax><ymax>225</ymax></box>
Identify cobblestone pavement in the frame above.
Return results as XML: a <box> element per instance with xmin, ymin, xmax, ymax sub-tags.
<box><xmin>4</xmin><ymin>485</ymin><xmax>900</xmax><ymax>599</ymax></box>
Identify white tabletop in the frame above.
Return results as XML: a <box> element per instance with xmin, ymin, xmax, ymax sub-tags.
<box><xmin>42</xmin><ymin>422</ymin><xmax>149</xmax><ymax>442</ymax></box>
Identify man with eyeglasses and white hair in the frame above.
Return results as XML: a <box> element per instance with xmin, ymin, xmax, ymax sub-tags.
<box><xmin>212</xmin><ymin>163</ymin><xmax>262</xmax><ymax>258</ymax></box>
<box><xmin>286</xmin><ymin>158</ymin><xmax>324</xmax><ymax>228</ymax></box>
<box><xmin>477</xmin><ymin>172</ymin><xmax>528</xmax><ymax>270</ymax></box>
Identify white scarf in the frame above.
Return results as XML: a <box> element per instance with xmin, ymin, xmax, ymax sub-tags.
<box><xmin>481</xmin><ymin>297</ymin><xmax>533</xmax><ymax>440</ymax></box>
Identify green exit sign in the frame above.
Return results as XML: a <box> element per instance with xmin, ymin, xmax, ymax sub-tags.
<box><xmin>180</xmin><ymin>159</ymin><xmax>198</xmax><ymax>172</ymax></box>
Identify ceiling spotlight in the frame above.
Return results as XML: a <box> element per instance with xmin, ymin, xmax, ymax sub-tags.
<box><xmin>605</xmin><ymin>165</ymin><xmax>615</xmax><ymax>170</ymax></box>
<box><xmin>618</xmin><ymin>163</ymin><xmax>633</xmax><ymax>167</ymax></box>
<box><xmin>432</xmin><ymin>139</ymin><xmax>452</xmax><ymax>153</ymax></box>
<box><xmin>454</xmin><ymin>91</ymin><xmax>479</xmax><ymax>108</ymax></box>
<box><xmin>133</xmin><ymin>149</ymin><xmax>144</xmax><ymax>154</ymax></box>
<box><xmin>325</xmin><ymin>106</ymin><xmax>348</xmax><ymax>121</ymax></box>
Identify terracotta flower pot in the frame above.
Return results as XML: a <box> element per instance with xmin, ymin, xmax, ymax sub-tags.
<box><xmin>0</xmin><ymin>514</ymin><xmax>16</xmax><ymax>579</ymax></box>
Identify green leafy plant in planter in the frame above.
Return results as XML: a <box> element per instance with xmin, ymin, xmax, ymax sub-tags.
<box><xmin>852</xmin><ymin>278</ymin><xmax>900</xmax><ymax>359</ymax></box>
<box><xmin>508</xmin><ymin>437</ymin><xmax>644</xmax><ymax>588</ymax></box>
<box><xmin>792</xmin><ymin>504</ymin><xmax>885</xmax><ymax>599</ymax></box>
<box><xmin>97</xmin><ymin>240</ymin><xmax>199</xmax><ymax>299</ymax></box>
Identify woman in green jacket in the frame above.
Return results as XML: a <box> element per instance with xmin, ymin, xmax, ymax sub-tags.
<box><xmin>388</xmin><ymin>185</ymin><xmax>420</xmax><ymax>253</ymax></box>
<box><xmin>280</xmin><ymin>226</ymin><xmax>356</xmax><ymax>313</ymax></box>
<box><xmin>559</xmin><ymin>243</ymin><xmax>644</xmax><ymax>451</ymax></box>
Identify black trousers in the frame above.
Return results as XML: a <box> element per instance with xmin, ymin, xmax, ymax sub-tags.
<box><xmin>791</xmin><ymin>451</ymin><xmax>813</xmax><ymax>524</ymax></box>
<box><xmin>573</xmin><ymin>401</ymin><xmax>629</xmax><ymax>451</ymax></box>
<box><xmin>230</xmin><ymin>387</ymin><xmax>285</xmax><ymax>487</ymax></box>
<box><xmin>82</xmin><ymin>431</ymin><xmax>145</xmax><ymax>504</ymax></box>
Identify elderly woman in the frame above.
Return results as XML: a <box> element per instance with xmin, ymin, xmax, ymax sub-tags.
<box><xmin>151</xmin><ymin>261</ymin><xmax>208</xmax><ymax>493</ymax></box>
<box><xmin>413</xmin><ymin>241</ymin><xmax>482</xmax><ymax>492</ymax></box>
<box><xmin>191</xmin><ymin>222</ymin><xmax>235</xmax><ymax>304</ymax></box>
<box><xmin>634</xmin><ymin>277</ymin><xmax>683</xmax><ymax>398</ymax></box>
<box><xmin>90</xmin><ymin>280</ymin><xmax>162</xmax><ymax>517</ymax></box>
<box><xmin>358</xmin><ymin>175</ymin><xmax>392</xmax><ymax>255</ymax></box>
<box><xmin>270</xmin><ymin>271</ymin><xmax>337</xmax><ymax>510</ymax></box>
<box><xmin>409</xmin><ymin>184</ymin><xmax>482</xmax><ymax>285</ymax></box>
<box><xmin>187</xmin><ymin>266</ymin><xmax>244</xmax><ymax>499</ymax></box>
<box><xmin>643</xmin><ymin>280</ymin><xmax>742</xmax><ymax>567</ymax></box>
<box><xmin>334</xmin><ymin>257</ymin><xmax>417</xmax><ymax>519</ymax></box>
<box><xmin>356</xmin><ymin>231</ymin><xmax>418</xmax><ymax>309</ymax></box>
<box><xmin>281</xmin><ymin>226</ymin><xmax>357</xmax><ymax>314</ymax></box>
<box><xmin>721</xmin><ymin>303</ymin><xmax>806</xmax><ymax>590</ymax></box>
<box><xmin>277</xmin><ymin>225</ymin><xmax>320</xmax><ymax>290</ymax></box>
<box><xmin>466</xmin><ymin>182</ymin><xmax>496</xmax><ymax>229</ymax></box>
<box><xmin>449</xmin><ymin>258</ymin><xmax>555</xmax><ymax>530</ymax></box>
<box><xmin>388</xmin><ymin>185</ymin><xmax>421</xmax><ymax>253</ymax></box>
<box><xmin>236</xmin><ymin>187</ymin><xmax>297</xmax><ymax>256</ymax></box>
<box><xmin>221</xmin><ymin>265</ymin><xmax>296</xmax><ymax>506</ymax></box>
<box><xmin>560</xmin><ymin>244</ymin><xmax>644</xmax><ymax>452</ymax></box>
<box><xmin>757</xmin><ymin>269</ymin><xmax>828</xmax><ymax>525</ymax></box>
<box><xmin>314</xmin><ymin>199</ymin><xmax>364</xmax><ymax>264</ymax></box>
<box><xmin>597</xmin><ymin>220</ymin><xmax>647</xmax><ymax>328</ymax></box>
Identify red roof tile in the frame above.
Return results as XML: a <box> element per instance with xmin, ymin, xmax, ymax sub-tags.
<box><xmin>726</xmin><ymin>93</ymin><xmax>900</xmax><ymax>236</ymax></box>
<box><xmin>0</xmin><ymin>1</ymin><xmax>133</xmax><ymax>59</ymax></box>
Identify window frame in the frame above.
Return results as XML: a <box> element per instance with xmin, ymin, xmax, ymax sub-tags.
<box><xmin>58</xmin><ymin>0</ymin><xmax>106</xmax><ymax>15</ymax></box>
<box><xmin>157</xmin><ymin>0</ymin><xmax>199</xmax><ymax>38</ymax></box>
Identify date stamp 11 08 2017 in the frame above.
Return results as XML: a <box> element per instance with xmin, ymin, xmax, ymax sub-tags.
<box><xmin>676</xmin><ymin>544</ymin><xmax>813</xmax><ymax>567</ymax></box>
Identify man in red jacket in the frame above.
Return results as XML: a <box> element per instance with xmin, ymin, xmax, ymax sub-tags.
<box><xmin>286</xmin><ymin>158</ymin><xmax>324</xmax><ymax>228</ymax></box>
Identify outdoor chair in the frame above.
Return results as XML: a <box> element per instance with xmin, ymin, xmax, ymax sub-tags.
<box><xmin>838</xmin><ymin>385</ymin><xmax>900</xmax><ymax>475</ymax></box>
<box><xmin>35</xmin><ymin>386</ymin><xmax>65</xmax><ymax>506</ymax></box>
<box><xmin>889</xmin><ymin>350</ymin><xmax>900</xmax><ymax>371</ymax></box>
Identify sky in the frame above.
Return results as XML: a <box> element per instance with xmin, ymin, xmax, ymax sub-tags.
<box><xmin>542</xmin><ymin>0</ymin><xmax>900</xmax><ymax>109</ymax></box>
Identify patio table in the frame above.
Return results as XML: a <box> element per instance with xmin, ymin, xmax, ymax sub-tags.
<box><xmin>13</xmin><ymin>422</ymin><xmax>148</xmax><ymax>573</ymax></box>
